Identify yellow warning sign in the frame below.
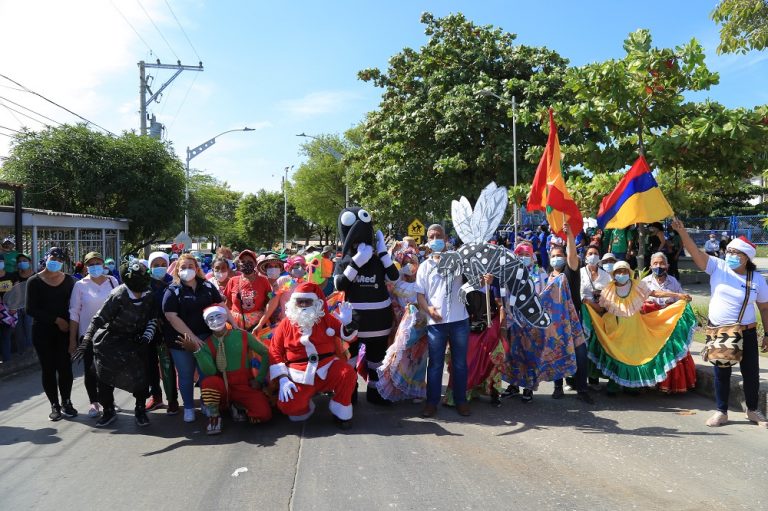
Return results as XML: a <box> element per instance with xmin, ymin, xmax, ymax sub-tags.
<box><xmin>407</xmin><ymin>219</ymin><xmax>425</xmax><ymax>245</ymax></box>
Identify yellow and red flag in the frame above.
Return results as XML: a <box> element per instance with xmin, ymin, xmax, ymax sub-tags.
<box><xmin>526</xmin><ymin>109</ymin><xmax>583</xmax><ymax>238</ymax></box>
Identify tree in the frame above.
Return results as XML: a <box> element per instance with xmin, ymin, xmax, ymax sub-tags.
<box><xmin>356</xmin><ymin>12</ymin><xmax>572</xmax><ymax>230</ymax></box>
<box><xmin>712</xmin><ymin>0</ymin><xmax>768</xmax><ymax>54</ymax></box>
<box><xmin>0</xmin><ymin>124</ymin><xmax>185</xmax><ymax>250</ymax></box>
<box><xmin>554</xmin><ymin>30</ymin><xmax>768</xmax><ymax>218</ymax></box>
<box><xmin>235</xmin><ymin>190</ymin><xmax>284</xmax><ymax>249</ymax></box>
<box><xmin>187</xmin><ymin>169</ymin><xmax>242</xmax><ymax>247</ymax></box>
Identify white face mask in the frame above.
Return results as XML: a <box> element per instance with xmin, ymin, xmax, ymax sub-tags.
<box><xmin>204</xmin><ymin>312</ymin><xmax>228</xmax><ymax>332</ymax></box>
<box><xmin>214</xmin><ymin>270</ymin><xmax>228</xmax><ymax>281</ymax></box>
<box><xmin>585</xmin><ymin>254</ymin><xmax>600</xmax><ymax>265</ymax></box>
<box><xmin>178</xmin><ymin>268</ymin><xmax>196</xmax><ymax>282</ymax></box>
<box><xmin>266</xmin><ymin>268</ymin><xmax>281</xmax><ymax>280</ymax></box>
<box><xmin>400</xmin><ymin>264</ymin><xmax>414</xmax><ymax>276</ymax></box>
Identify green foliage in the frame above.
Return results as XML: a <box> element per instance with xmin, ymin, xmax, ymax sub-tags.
<box><xmin>0</xmin><ymin>124</ymin><xmax>185</xmax><ymax>250</ymax></box>
<box><xmin>187</xmin><ymin>170</ymin><xmax>242</xmax><ymax>247</ymax></box>
<box><xmin>712</xmin><ymin>0</ymin><xmax>768</xmax><ymax>54</ymax></box>
<box><xmin>356</xmin><ymin>12</ymin><xmax>571</xmax><ymax>229</ymax></box>
<box><xmin>235</xmin><ymin>190</ymin><xmax>284</xmax><ymax>249</ymax></box>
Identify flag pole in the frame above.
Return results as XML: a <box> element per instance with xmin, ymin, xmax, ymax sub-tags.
<box><xmin>512</xmin><ymin>96</ymin><xmax>518</xmax><ymax>244</ymax></box>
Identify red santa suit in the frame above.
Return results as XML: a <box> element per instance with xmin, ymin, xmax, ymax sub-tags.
<box><xmin>269</xmin><ymin>282</ymin><xmax>357</xmax><ymax>422</ymax></box>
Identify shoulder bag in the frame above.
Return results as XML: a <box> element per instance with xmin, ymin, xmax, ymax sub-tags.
<box><xmin>702</xmin><ymin>270</ymin><xmax>752</xmax><ymax>367</ymax></box>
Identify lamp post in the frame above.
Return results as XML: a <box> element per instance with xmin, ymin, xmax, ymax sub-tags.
<box><xmin>282</xmin><ymin>165</ymin><xmax>294</xmax><ymax>249</ymax></box>
<box><xmin>296</xmin><ymin>132</ymin><xmax>347</xmax><ymax>208</ymax></box>
<box><xmin>476</xmin><ymin>89</ymin><xmax>519</xmax><ymax>243</ymax></box>
<box><xmin>185</xmin><ymin>127</ymin><xmax>254</xmax><ymax>235</ymax></box>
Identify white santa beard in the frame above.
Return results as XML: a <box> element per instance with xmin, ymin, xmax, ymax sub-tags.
<box><xmin>285</xmin><ymin>300</ymin><xmax>325</xmax><ymax>330</ymax></box>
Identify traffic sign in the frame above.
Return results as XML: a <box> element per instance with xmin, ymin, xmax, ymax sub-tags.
<box><xmin>407</xmin><ymin>219</ymin><xmax>425</xmax><ymax>245</ymax></box>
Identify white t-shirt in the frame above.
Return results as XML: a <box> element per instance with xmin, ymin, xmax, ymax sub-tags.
<box><xmin>579</xmin><ymin>266</ymin><xmax>612</xmax><ymax>302</ymax></box>
<box><xmin>69</xmin><ymin>275</ymin><xmax>119</xmax><ymax>337</ymax></box>
<box><xmin>706</xmin><ymin>256</ymin><xmax>768</xmax><ymax>325</ymax></box>
<box><xmin>414</xmin><ymin>256</ymin><xmax>469</xmax><ymax>326</ymax></box>
<box><xmin>642</xmin><ymin>274</ymin><xmax>683</xmax><ymax>307</ymax></box>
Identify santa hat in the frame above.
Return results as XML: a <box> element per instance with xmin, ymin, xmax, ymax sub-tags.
<box><xmin>202</xmin><ymin>305</ymin><xmax>228</xmax><ymax>320</ymax></box>
<box><xmin>291</xmin><ymin>281</ymin><xmax>325</xmax><ymax>302</ymax></box>
<box><xmin>727</xmin><ymin>236</ymin><xmax>756</xmax><ymax>261</ymax></box>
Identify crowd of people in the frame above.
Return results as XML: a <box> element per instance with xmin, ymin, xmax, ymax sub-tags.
<box><xmin>6</xmin><ymin>212</ymin><xmax>768</xmax><ymax>435</ymax></box>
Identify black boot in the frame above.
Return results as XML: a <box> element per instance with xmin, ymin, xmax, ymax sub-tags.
<box><xmin>96</xmin><ymin>407</ymin><xmax>117</xmax><ymax>427</ymax></box>
<box><xmin>334</xmin><ymin>417</ymin><xmax>352</xmax><ymax>430</ymax></box>
<box><xmin>365</xmin><ymin>385</ymin><xmax>392</xmax><ymax>406</ymax></box>
<box><xmin>135</xmin><ymin>405</ymin><xmax>150</xmax><ymax>427</ymax></box>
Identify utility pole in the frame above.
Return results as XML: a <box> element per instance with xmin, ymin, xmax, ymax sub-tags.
<box><xmin>138</xmin><ymin>60</ymin><xmax>203</xmax><ymax>136</ymax></box>
<box><xmin>283</xmin><ymin>166</ymin><xmax>293</xmax><ymax>249</ymax></box>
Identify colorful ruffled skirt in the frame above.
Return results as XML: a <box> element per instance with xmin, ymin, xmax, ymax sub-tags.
<box><xmin>375</xmin><ymin>305</ymin><xmax>428</xmax><ymax>401</ymax></box>
<box><xmin>583</xmin><ymin>300</ymin><xmax>696</xmax><ymax>388</ymax></box>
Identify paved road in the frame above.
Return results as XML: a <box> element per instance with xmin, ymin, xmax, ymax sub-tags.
<box><xmin>2</xmin><ymin>366</ymin><xmax>767</xmax><ymax>511</ymax></box>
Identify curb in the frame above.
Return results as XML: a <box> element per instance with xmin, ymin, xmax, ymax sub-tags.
<box><xmin>690</xmin><ymin>341</ymin><xmax>768</xmax><ymax>415</ymax></box>
<box><xmin>0</xmin><ymin>351</ymin><xmax>39</xmax><ymax>380</ymax></box>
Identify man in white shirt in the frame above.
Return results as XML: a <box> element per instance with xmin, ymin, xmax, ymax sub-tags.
<box><xmin>415</xmin><ymin>224</ymin><xmax>471</xmax><ymax>418</ymax></box>
<box><xmin>703</xmin><ymin>233</ymin><xmax>720</xmax><ymax>257</ymax></box>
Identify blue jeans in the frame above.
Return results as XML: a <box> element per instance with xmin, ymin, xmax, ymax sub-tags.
<box><xmin>714</xmin><ymin>328</ymin><xmax>760</xmax><ymax>413</ymax></box>
<box><xmin>426</xmin><ymin>318</ymin><xmax>469</xmax><ymax>406</ymax></box>
<box><xmin>171</xmin><ymin>348</ymin><xmax>198</xmax><ymax>410</ymax></box>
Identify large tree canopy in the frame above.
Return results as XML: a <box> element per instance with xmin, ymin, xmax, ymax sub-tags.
<box><xmin>0</xmin><ymin>124</ymin><xmax>185</xmax><ymax>249</ymax></box>
<box><xmin>355</xmin><ymin>12</ymin><xmax>572</xmax><ymax>230</ymax></box>
<box><xmin>712</xmin><ymin>0</ymin><xmax>768</xmax><ymax>54</ymax></box>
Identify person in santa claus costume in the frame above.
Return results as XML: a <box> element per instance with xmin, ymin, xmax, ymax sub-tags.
<box><xmin>269</xmin><ymin>281</ymin><xmax>358</xmax><ymax>429</ymax></box>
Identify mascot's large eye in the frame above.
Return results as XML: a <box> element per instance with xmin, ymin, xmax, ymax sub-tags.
<box><xmin>340</xmin><ymin>211</ymin><xmax>356</xmax><ymax>227</ymax></box>
<box><xmin>358</xmin><ymin>209</ymin><xmax>371</xmax><ymax>223</ymax></box>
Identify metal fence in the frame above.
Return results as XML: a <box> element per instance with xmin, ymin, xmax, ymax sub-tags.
<box><xmin>681</xmin><ymin>215</ymin><xmax>768</xmax><ymax>245</ymax></box>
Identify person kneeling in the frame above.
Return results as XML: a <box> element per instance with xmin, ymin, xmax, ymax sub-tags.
<box><xmin>269</xmin><ymin>282</ymin><xmax>357</xmax><ymax>429</ymax></box>
<box><xmin>177</xmin><ymin>305</ymin><xmax>272</xmax><ymax>435</ymax></box>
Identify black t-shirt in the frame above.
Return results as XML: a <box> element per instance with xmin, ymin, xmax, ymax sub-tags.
<box><xmin>162</xmin><ymin>277</ymin><xmax>222</xmax><ymax>346</ymax></box>
<box><xmin>563</xmin><ymin>264</ymin><xmax>582</xmax><ymax>315</ymax></box>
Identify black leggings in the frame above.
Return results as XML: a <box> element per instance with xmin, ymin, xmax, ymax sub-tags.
<box><xmin>82</xmin><ymin>341</ymin><xmax>99</xmax><ymax>404</ymax></box>
<box><xmin>32</xmin><ymin>324</ymin><xmax>73</xmax><ymax>406</ymax></box>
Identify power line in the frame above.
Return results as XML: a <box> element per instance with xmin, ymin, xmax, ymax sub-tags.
<box><xmin>137</xmin><ymin>0</ymin><xmax>179</xmax><ymax>61</ymax></box>
<box><xmin>110</xmin><ymin>0</ymin><xmax>155</xmax><ymax>56</ymax></box>
<box><xmin>164</xmin><ymin>0</ymin><xmax>201</xmax><ymax>61</ymax></box>
<box><xmin>0</xmin><ymin>95</ymin><xmax>62</xmax><ymax>126</ymax></box>
<box><xmin>0</xmin><ymin>73</ymin><xmax>116</xmax><ymax>136</ymax></box>
<box><xmin>0</xmin><ymin>100</ymin><xmax>53</xmax><ymax>127</ymax></box>
<box><xmin>167</xmin><ymin>72</ymin><xmax>199</xmax><ymax>131</ymax></box>
<box><xmin>0</xmin><ymin>132</ymin><xmax>13</xmax><ymax>138</ymax></box>
<box><xmin>0</xmin><ymin>101</ymin><xmax>24</xmax><ymax>126</ymax></box>
<box><xmin>0</xmin><ymin>125</ymin><xmax>21</xmax><ymax>133</ymax></box>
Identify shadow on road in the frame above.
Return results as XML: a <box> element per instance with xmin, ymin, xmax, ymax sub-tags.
<box><xmin>0</xmin><ymin>425</ymin><xmax>61</xmax><ymax>445</ymax></box>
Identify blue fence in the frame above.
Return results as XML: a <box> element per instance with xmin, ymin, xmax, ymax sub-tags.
<box><xmin>681</xmin><ymin>215</ymin><xmax>768</xmax><ymax>246</ymax></box>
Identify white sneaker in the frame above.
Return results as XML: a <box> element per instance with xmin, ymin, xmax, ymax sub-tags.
<box><xmin>183</xmin><ymin>408</ymin><xmax>196</xmax><ymax>423</ymax></box>
<box><xmin>705</xmin><ymin>411</ymin><xmax>729</xmax><ymax>427</ymax></box>
<box><xmin>88</xmin><ymin>403</ymin><xmax>101</xmax><ymax>418</ymax></box>
<box><xmin>746</xmin><ymin>409</ymin><xmax>768</xmax><ymax>428</ymax></box>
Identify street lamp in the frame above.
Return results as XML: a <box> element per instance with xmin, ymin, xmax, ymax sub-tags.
<box><xmin>282</xmin><ymin>165</ymin><xmax>294</xmax><ymax>249</ymax></box>
<box><xmin>296</xmin><ymin>132</ymin><xmax>348</xmax><ymax>208</ymax></box>
<box><xmin>476</xmin><ymin>89</ymin><xmax>519</xmax><ymax>243</ymax></box>
<box><xmin>185</xmin><ymin>127</ymin><xmax>254</xmax><ymax>235</ymax></box>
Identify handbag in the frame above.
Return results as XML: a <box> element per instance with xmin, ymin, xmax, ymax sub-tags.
<box><xmin>702</xmin><ymin>270</ymin><xmax>752</xmax><ymax>367</ymax></box>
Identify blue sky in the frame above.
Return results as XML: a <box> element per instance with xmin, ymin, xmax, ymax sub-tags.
<box><xmin>1</xmin><ymin>0</ymin><xmax>766</xmax><ymax>197</ymax></box>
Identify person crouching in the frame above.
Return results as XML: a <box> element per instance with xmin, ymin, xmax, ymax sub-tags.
<box><xmin>177</xmin><ymin>305</ymin><xmax>272</xmax><ymax>435</ymax></box>
<box><xmin>269</xmin><ymin>282</ymin><xmax>357</xmax><ymax>429</ymax></box>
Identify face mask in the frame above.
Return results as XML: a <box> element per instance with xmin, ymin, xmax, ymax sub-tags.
<box><xmin>227</xmin><ymin>259</ymin><xmax>235</xmax><ymax>269</ymax></box>
<box><xmin>520</xmin><ymin>256</ymin><xmax>532</xmax><ymax>267</ymax></box>
<box><xmin>418</xmin><ymin>251</ymin><xmax>425</xmax><ymax>257</ymax></box>
<box><xmin>614</xmin><ymin>273</ymin><xmax>630</xmax><ymax>285</ymax></box>
<box><xmin>88</xmin><ymin>264</ymin><xmax>105</xmax><ymax>278</ymax></box>
<box><xmin>652</xmin><ymin>267</ymin><xmax>667</xmax><ymax>277</ymax></box>
<box><xmin>205</xmin><ymin>313</ymin><xmax>228</xmax><ymax>332</ymax></box>
<box><xmin>214</xmin><ymin>270</ymin><xmax>228</xmax><ymax>281</ymax></box>
<box><xmin>428</xmin><ymin>239</ymin><xmax>445</xmax><ymax>252</ymax></box>
<box><xmin>18</xmin><ymin>261</ymin><xmax>30</xmax><ymax>271</ymax></box>
<box><xmin>400</xmin><ymin>264</ymin><xmax>414</xmax><ymax>276</ymax></box>
<box><xmin>178</xmin><ymin>268</ymin><xmax>196</xmax><ymax>282</ymax></box>
<box><xmin>291</xmin><ymin>267</ymin><xmax>306</xmax><ymax>278</ymax></box>
<box><xmin>106</xmin><ymin>263</ymin><xmax>116</xmax><ymax>271</ymax></box>
<box><xmin>46</xmin><ymin>260</ymin><xmax>63</xmax><ymax>272</ymax></box>
<box><xmin>241</xmin><ymin>261</ymin><xmax>256</xmax><ymax>275</ymax></box>
<box><xmin>603</xmin><ymin>263</ymin><xmax>614</xmax><ymax>273</ymax></box>
<box><xmin>726</xmin><ymin>255</ymin><xmax>742</xmax><ymax>270</ymax></box>
<box><xmin>585</xmin><ymin>254</ymin><xmax>600</xmax><ymax>265</ymax></box>
<box><xmin>266</xmin><ymin>268</ymin><xmax>281</xmax><ymax>280</ymax></box>
<box><xmin>550</xmin><ymin>256</ymin><xmax>565</xmax><ymax>269</ymax></box>
<box><xmin>150</xmin><ymin>267</ymin><xmax>168</xmax><ymax>280</ymax></box>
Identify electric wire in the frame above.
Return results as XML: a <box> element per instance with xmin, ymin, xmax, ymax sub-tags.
<box><xmin>0</xmin><ymin>124</ymin><xmax>22</xmax><ymax>133</ymax></box>
<box><xmin>166</xmin><ymin>71</ymin><xmax>198</xmax><ymax>131</ymax></box>
<box><xmin>111</xmin><ymin>0</ymin><xmax>155</xmax><ymax>56</ymax></box>
<box><xmin>0</xmin><ymin>74</ymin><xmax>116</xmax><ymax>136</ymax></box>
<box><xmin>164</xmin><ymin>0</ymin><xmax>201</xmax><ymax>61</ymax></box>
<box><xmin>0</xmin><ymin>96</ymin><xmax>62</xmax><ymax>126</ymax></box>
<box><xmin>136</xmin><ymin>0</ymin><xmax>179</xmax><ymax>61</ymax></box>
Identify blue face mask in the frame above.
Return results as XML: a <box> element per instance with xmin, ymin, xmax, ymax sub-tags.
<box><xmin>18</xmin><ymin>261</ymin><xmax>30</xmax><ymax>271</ymax></box>
<box><xmin>550</xmin><ymin>256</ymin><xmax>565</xmax><ymax>269</ymax></box>
<box><xmin>46</xmin><ymin>260</ymin><xmax>63</xmax><ymax>272</ymax></box>
<box><xmin>614</xmin><ymin>273</ymin><xmax>630</xmax><ymax>285</ymax></box>
<box><xmin>603</xmin><ymin>263</ymin><xmax>614</xmax><ymax>273</ymax></box>
<box><xmin>652</xmin><ymin>266</ymin><xmax>667</xmax><ymax>276</ymax></box>
<box><xmin>150</xmin><ymin>267</ymin><xmax>168</xmax><ymax>280</ymax></box>
<box><xmin>88</xmin><ymin>264</ymin><xmax>105</xmax><ymax>278</ymax></box>
<box><xmin>520</xmin><ymin>256</ymin><xmax>532</xmax><ymax>267</ymax></box>
<box><xmin>726</xmin><ymin>255</ymin><xmax>742</xmax><ymax>269</ymax></box>
<box><xmin>428</xmin><ymin>239</ymin><xmax>445</xmax><ymax>252</ymax></box>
